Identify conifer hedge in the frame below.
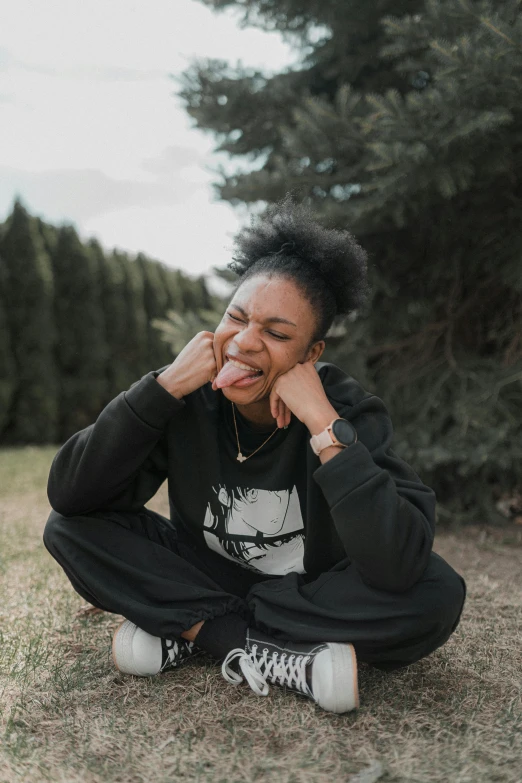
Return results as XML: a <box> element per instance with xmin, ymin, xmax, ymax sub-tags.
<box><xmin>0</xmin><ymin>199</ymin><xmax>216</xmax><ymax>444</ymax></box>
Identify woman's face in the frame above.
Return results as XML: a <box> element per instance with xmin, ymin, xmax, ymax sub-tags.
<box><xmin>213</xmin><ymin>273</ymin><xmax>325</xmax><ymax>403</ymax></box>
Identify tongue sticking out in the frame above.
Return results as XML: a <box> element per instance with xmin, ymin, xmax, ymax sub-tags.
<box><xmin>214</xmin><ymin>360</ymin><xmax>261</xmax><ymax>389</ymax></box>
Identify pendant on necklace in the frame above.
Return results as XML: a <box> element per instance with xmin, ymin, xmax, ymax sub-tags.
<box><xmin>237</xmin><ymin>452</ymin><xmax>247</xmax><ymax>462</ymax></box>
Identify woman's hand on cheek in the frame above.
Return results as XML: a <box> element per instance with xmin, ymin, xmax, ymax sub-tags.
<box><xmin>270</xmin><ymin>393</ymin><xmax>292</xmax><ymax>429</ymax></box>
<box><xmin>270</xmin><ymin>360</ymin><xmax>331</xmax><ymax>429</ymax></box>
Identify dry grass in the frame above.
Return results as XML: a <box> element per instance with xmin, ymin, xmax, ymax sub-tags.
<box><xmin>0</xmin><ymin>445</ymin><xmax>521</xmax><ymax>783</ymax></box>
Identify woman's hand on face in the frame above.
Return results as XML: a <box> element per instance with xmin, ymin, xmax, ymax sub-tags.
<box><xmin>270</xmin><ymin>360</ymin><xmax>330</xmax><ymax>429</ymax></box>
<box><xmin>156</xmin><ymin>331</ymin><xmax>217</xmax><ymax>399</ymax></box>
<box><xmin>271</xmin><ymin>395</ymin><xmax>292</xmax><ymax>429</ymax></box>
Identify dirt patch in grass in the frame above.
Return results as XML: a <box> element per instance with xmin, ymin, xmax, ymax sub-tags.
<box><xmin>0</xmin><ymin>447</ymin><xmax>520</xmax><ymax>782</ymax></box>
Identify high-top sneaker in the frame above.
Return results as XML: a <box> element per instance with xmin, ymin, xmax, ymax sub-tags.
<box><xmin>221</xmin><ymin>627</ymin><xmax>359</xmax><ymax>714</ymax></box>
<box><xmin>112</xmin><ymin>619</ymin><xmax>204</xmax><ymax>677</ymax></box>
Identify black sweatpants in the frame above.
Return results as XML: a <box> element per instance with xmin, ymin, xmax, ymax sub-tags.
<box><xmin>43</xmin><ymin>506</ymin><xmax>467</xmax><ymax>672</ymax></box>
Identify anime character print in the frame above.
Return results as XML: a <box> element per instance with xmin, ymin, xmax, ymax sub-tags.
<box><xmin>202</xmin><ymin>484</ymin><xmax>305</xmax><ymax>575</ymax></box>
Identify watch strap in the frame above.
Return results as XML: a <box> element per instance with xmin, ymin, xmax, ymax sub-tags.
<box><xmin>310</xmin><ymin>419</ymin><xmax>348</xmax><ymax>456</ymax></box>
<box><xmin>310</xmin><ymin>427</ymin><xmax>337</xmax><ymax>455</ymax></box>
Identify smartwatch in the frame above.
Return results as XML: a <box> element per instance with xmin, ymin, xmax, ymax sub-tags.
<box><xmin>310</xmin><ymin>418</ymin><xmax>357</xmax><ymax>456</ymax></box>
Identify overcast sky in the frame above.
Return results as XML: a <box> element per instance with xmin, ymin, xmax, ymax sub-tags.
<box><xmin>0</xmin><ymin>0</ymin><xmax>303</xmax><ymax>290</ymax></box>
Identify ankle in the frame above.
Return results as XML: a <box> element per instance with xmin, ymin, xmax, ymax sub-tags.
<box><xmin>181</xmin><ymin>620</ymin><xmax>205</xmax><ymax>642</ymax></box>
<box><xmin>193</xmin><ymin>612</ymin><xmax>249</xmax><ymax>660</ymax></box>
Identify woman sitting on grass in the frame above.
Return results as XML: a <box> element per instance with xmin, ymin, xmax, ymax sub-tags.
<box><xmin>44</xmin><ymin>193</ymin><xmax>466</xmax><ymax>715</ymax></box>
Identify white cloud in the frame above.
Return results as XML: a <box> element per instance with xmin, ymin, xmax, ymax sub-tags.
<box><xmin>0</xmin><ymin>70</ymin><xmax>204</xmax><ymax>178</ymax></box>
<box><xmin>82</xmin><ymin>188</ymin><xmax>241</xmax><ymax>278</ymax></box>
<box><xmin>0</xmin><ymin>165</ymin><xmax>196</xmax><ymax>222</ymax></box>
<box><xmin>0</xmin><ymin>0</ymin><xmax>300</xmax><ymax>280</ymax></box>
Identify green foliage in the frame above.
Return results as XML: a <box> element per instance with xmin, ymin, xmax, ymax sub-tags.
<box><xmin>0</xmin><ymin>258</ymin><xmax>16</xmax><ymax>434</ymax></box>
<box><xmin>212</xmin><ymin>265</ymin><xmax>239</xmax><ymax>284</ymax></box>
<box><xmin>112</xmin><ymin>250</ymin><xmax>148</xmax><ymax>378</ymax></box>
<box><xmin>51</xmin><ymin>225</ymin><xmax>109</xmax><ymax>438</ymax></box>
<box><xmin>152</xmin><ymin>307</ymin><xmax>225</xmax><ymax>355</ymax></box>
<box><xmin>0</xmin><ymin>201</ymin><xmax>214</xmax><ymax>444</ymax></box>
<box><xmin>175</xmin><ymin>0</ymin><xmax>522</xmax><ymax>525</ymax></box>
<box><xmin>0</xmin><ymin>200</ymin><xmax>59</xmax><ymax>444</ymax></box>
<box><xmin>136</xmin><ymin>253</ymin><xmax>173</xmax><ymax>369</ymax></box>
<box><xmin>158</xmin><ymin>265</ymin><xmax>184</xmax><ymax>314</ymax></box>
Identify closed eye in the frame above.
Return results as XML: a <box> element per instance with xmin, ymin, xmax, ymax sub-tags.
<box><xmin>226</xmin><ymin>312</ymin><xmax>289</xmax><ymax>340</ymax></box>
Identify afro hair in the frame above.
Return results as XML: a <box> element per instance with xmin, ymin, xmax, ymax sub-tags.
<box><xmin>227</xmin><ymin>192</ymin><xmax>371</xmax><ymax>343</ymax></box>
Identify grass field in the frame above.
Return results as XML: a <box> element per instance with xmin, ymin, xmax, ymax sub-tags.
<box><xmin>0</xmin><ymin>446</ymin><xmax>521</xmax><ymax>783</ymax></box>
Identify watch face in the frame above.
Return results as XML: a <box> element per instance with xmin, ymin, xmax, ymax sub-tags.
<box><xmin>332</xmin><ymin>418</ymin><xmax>356</xmax><ymax>446</ymax></box>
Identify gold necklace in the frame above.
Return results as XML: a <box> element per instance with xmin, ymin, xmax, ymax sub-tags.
<box><xmin>231</xmin><ymin>402</ymin><xmax>281</xmax><ymax>462</ymax></box>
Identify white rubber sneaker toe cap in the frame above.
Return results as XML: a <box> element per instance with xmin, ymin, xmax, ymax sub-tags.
<box><xmin>311</xmin><ymin>642</ymin><xmax>359</xmax><ymax>713</ymax></box>
<box><xmin>112</xmin><ymin>620</ymin><xmax>163</xmax><ymax>677</ymax></box>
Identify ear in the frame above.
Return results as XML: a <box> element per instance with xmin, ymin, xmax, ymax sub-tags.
<box><xmin>218</xmin><ymin>487</ymin><xmax>230</xmax><ymax>506</ymax></box>
<box><xmin>307</xmin><ymin>340</ymin><xmax>325</xmax><ymax>364</ymax></box>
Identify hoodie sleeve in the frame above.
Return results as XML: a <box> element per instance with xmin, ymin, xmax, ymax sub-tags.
<box><xmin>47</xmin><ymin>367</ymin><xmax>185</xmax><ymax>517</ymax></box>
<box><xmin>312</xmin><ymin>365</ymin><xmax>436</xmax><ymax>593</ymax></box>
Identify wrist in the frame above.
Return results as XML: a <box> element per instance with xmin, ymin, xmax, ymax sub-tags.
<box><xmin>306</xmin><ymin>404</ymin><xmax>339</xmax><ymax>436</ymax></box>
<box><xmin>156</xmin><ymin>374</ymin><xmax>184</xmax><ymax>400</ymax></box>
<box><xmin>318</xmin><ymin>443</ymin><xmax>345</xmax><ymax>465</ymax></box>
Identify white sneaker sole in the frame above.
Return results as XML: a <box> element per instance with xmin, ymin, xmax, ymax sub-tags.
<box><xmin>112</xmin><ymin>620</ymin><xmax>200</xmax><ymax>677</ymax></box>
<box><xmin>112</xmin><ymin>620</ymin><xmax>142</xmax><ymax>675</ymax></box>
<box><xmin>113</xmin><ymin>620</ymin><xmax>166</xmax><ymax>677</ymax></box>
<box><xmin>312</xmin><ymin>642</ymin><xmax>359</xmax><ymax>713</ymax></box>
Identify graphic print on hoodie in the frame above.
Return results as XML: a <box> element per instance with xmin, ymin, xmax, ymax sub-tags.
<box><xmin>202</xmin><ymin>484</ymin><xmax>306</xmax><ymax>576</ymax></box>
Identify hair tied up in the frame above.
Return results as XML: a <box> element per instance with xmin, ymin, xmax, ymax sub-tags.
<box><xmin>273</xmin><ymin>240</ymin><xmax>301</xmax><ymax>258</ymax></box>
<box><xmin>274</xmin><ymin>239</ymin><xmax>337</xmax><ymax>301</ymax></box>
<box><xmin>227</xmin><ymin>192</ymin><xmax>370</xmax><ymax>341</ymax></box>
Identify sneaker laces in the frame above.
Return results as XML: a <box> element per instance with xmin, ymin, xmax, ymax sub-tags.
<box><xmin>160</xmin><ymin>638</ymin><xmax>195</xmax><ymax>671</ymax></box>
<box><xmin>221</xmin><ymin>644</ymin><xmax>312</xmax><ymax>697</ymax></box>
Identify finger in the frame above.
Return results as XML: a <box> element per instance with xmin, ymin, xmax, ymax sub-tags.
<box><xmin>284</xmin><ymin>403</ymin><xmax>291</xmax><ymax>427</ymax></box>
<box><xmin>270</xmin><ymin>389</ymin><xmax>279</xmax><ymax>420</ymax></box>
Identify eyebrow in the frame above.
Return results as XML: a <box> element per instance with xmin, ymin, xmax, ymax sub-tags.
<box><xmin>230</xmin><ymin>304</ymin><xmax>297</xmax><ymax>328</ymax></box>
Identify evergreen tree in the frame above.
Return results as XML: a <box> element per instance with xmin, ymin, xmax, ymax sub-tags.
<box><xmin>152</xmin><ymin>300</ymin><xmax>226</xmax><ymax>356</ymax></box>
<box><xmin>112</xmin><ymin>250</ymin><xmax>148</xmax><ymax>378</ymax></box>
<box><xmin>0</xmin><ymin>206</ymin><xmax>223</xmax><ymax>442</ymax></box>
<box><xmin>158</xmin><ymin>265</ymin><xmax>184</xmax><ymax>314</ymax></box>
<box><xmin>136</xmin><ymin>252</ymin><xmax>173</xmax><ymax>369</ymax></box>
<box><xmin>175</xmin><ymin>0</ymin><xmax>522</xmax><ymax>525</ymax></box>
<box><xmin>51</xmin><ymin>225</ymin><xmax>108</xmax><ymax>439</ymax></box>
<box><xmin>0</xmin><ymin>256</ymin><xmax>16</xmax><ymax>435</ymax></box>
<box><xmin>35</xmin><ymin>217</ymin><xmax>59</xmax><ymax>259</ymax></box>
<box><xmin>0</xmin><ymin>199</ymin><xmax>58</xmax><ymax>443</ymax></box>
<box><xmin>87</xmin><ymin>238</ymin><xmax>117</xmax><ymax>405</ymax></box>
<box><xmin>177</xmin><ymin>271</ymin><xmax>214</xmax><ymax>312</ymax></box>
<box><xmin>174</xmin><ymin>0</ymin><xmax>422</xmax><ymax>204</ymax></box>
<box><xmin>97</xmin><ymin>246</ymin><xmax>132</xmax><ymax>395</ymax></box>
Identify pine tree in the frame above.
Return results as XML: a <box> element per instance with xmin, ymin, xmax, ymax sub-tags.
<box><xmin>112</xmin><ymin>250</ymin><xmax>148</xmax><ymax>379</ymax></box>
<box><xmin>136</xmin><ymin>252</ymin><xmax>173</xmax><ymax>369</ymax></box>
<box><xmin>87</xmin><ymin>238</ymin><xmax>117</xmax><ymax>406</ymax></box>
<box><xmin>175</xmin><ymin>0</ymin><xmax>522</xmax><ymax>525</ymax></box>
<box><xmin>174</xmin><ymin>0</ymin><xmax>422</xmax><ymax>204</ymax></box>
<box><xmin>35</xmin><ymin>216</ymin><xmax>59</xmax><ymax>259</ymax></box>
<box><xmin>0</xmin><ymin>206</ymin><xmax>223</xmax><ymax>442</ymax></box>
<box><xmin>159</xmin><ymin>265</ymin><xmax>184</xmax><ymax>315</ymax></box>
<box><xmin>0</xmin><ymin>255</ymin><xmax>16</xmax><ymax>435</ymax></box>
<box><xmin>0</xmin><ymin>199</ymin><xmax>58</xmax><ymax>443</ymax></box>
<box><xmin>51</xmin><ymin>225</ymin><xmax>109</xmax><ymax>439</ymax></box>
<box><xmin>97</xmin><ymin>246</ymin><xmax>132</xmax><ymax>395</ymax></box>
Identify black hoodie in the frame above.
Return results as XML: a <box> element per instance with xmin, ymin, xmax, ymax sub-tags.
<box><xmin>47</xmin><ymin>361</ymin><xmax>436</xmax><ymax>592</ymax></box>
